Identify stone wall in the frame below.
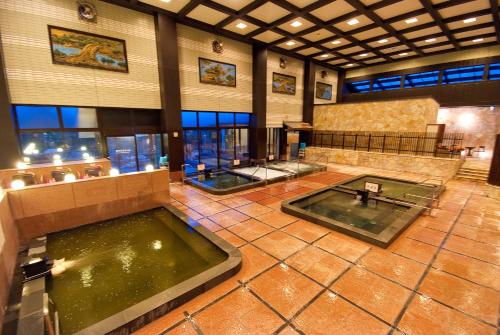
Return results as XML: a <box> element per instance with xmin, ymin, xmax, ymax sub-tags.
<box><xmin>306</xmin><ymin>147</ymin><xmax>462</xmax><ymax>179</ymax></box>
<box><xmin>313</xmin><ymin>98</ymin><xmax>439</xmax><ymax>132</ymax></box>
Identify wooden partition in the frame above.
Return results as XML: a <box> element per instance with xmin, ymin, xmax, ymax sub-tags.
<box><xmin>488</xmin><ymin>134</ymin><xmax>500</xmax><ymax>187</ymax></box>
<box><xmin>7</xmin><ymin>169</ymin><xmax>170</xmax><ymax>243</ymax></box>
<box><xmin>0</xmin><ymin>159</ymin><xmax>112</xmax><ymax>189</ymax></box>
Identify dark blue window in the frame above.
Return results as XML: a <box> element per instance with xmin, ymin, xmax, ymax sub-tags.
<box><xmin>488</xmin><ymin>63</ymin><xmax>500</xmax><ymax>80</ymax></box>
<box><xmin>442</xmin><ymin>65</ymin><xmax>484</xmax><ymax>84</ymax></box>
<box><xmin>61</xmin><ymin>107</ymin><xmax>98</xmax><ymax>128</ymax></box>
<box><xmin>16</xmin><ymin>106</ymin><xmax>60</xmax><ymax>129</ymax></box>
<box><xmin>404</xmin><ymin>71</ymin><xmax>440</xmax><ymax>88</ymax></box>
<box><xmin>372</xmin><ymin>76</ymin><xmax>401</xmax><ymax>91</ymax></box>
<box><xmin>198</xmin><ymin>112</ymin><xmax>216</xmax><ymax>127</ymax></box>
<box><xmin>181</xmin><ymin>111</ymin><xmax>197</xmax><ymax>127</ymax></box>
<box><xmin>218</xmin><ymin>113</ymin><xmax>234</xmax><ymax>126</ymax></box>
<box><xmin>346</xmin><ymin>80</ymin><xmax>371</xmax><ymax>93</ymax></box>
<box><xmin>235</xmin><ymin>113</ymin><xmax>250</xmax><ymax>126</ymax></box>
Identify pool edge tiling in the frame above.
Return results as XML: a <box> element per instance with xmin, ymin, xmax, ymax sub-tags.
<box><xmin>18</xmin><ymin>204</ymin><xmax>242</xmax><ymax>335</ymax></box>
<box><xmin>281</xmin><ymin>174</ymin><xmax>445</xmax><ymax>248</ymax></box>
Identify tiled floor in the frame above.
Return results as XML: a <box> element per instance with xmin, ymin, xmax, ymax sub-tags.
<box><xmin>134</xmin><ymin>166</ymin><xmax>500</xmax><ymax>335</ymax></box>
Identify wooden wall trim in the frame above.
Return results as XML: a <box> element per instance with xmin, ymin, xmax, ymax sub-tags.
<box><xmin>488</xmin><ymin>134</ymin><xmax>500</xmax><ymax>187</ymax></box>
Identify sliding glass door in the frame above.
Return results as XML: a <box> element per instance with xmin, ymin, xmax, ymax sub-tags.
<box><xmin>106</xmin><ymin>134</ymin><xmax>161</xmax><ymax>173</ymax></box>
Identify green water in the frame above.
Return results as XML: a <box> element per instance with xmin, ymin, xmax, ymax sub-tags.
<box><xmin>46</xmin><ymin>208</ymin><xmax>227</xmax><ymax>335</ymax></box>
<box><xmin>341</xmin><ymin>176</ymin><xmax>436</xmax><ymax>204</ymax></box>
<box><xmin>193</xmin><ymin>172</ymin><xmax>255</xmax><ymax>189</ymax></box>
<box><xmin>292</xmin><ymin>189</ymin><xmax>410</xmax><ymax>234</ymax></box>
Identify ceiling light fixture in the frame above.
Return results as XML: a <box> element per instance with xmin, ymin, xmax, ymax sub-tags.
<box><xmin>161</xmin><ymin>0</ymin><xmax>171</xmax><ymax>2</ymax></box>
<box><xmin>425</xmin><ymin>38</ymin><xmax>436</xmax><ymax>42</ymax></box>
<box><xmin>235</xmin><ymin>22</ymin><xmax>247</xmax><ymax>29</ymax></box>
<box><xmin>346</xmin><ymin>63</ymin><xmax>353</xmax><ymax>67</ymax></box>
<box><xmin>463</xmin><ymin>17</ymin><xmax>476</xmax><ymax>24</ymax></box>
<box><xmin>290</xmin><ymin>20</ymin><xmax>303</xmax><ymax>27</ymax></box>
<box><xmin>378</xmin><ymin>39</ymin><xmax>388</xmax><ymax>43</ymax></box>
<box><xmin>399</xmin><ymin>52</ymin><xmax>408</xmax><ymax>56</ymax></box>
<box><xmin>405</xmin><ymin>17</ymin><xmax>418</xmax><ymax>24</ymax></box>
<box><xmin>321</xmin><ymin>54</ymin><xmax>329</xmax><ymax>58</ymax></box>
<box><xmin>331</xmin><ymin>40</ymin><xmax>341</xmax><ymax>45</ymax></box>
<box><xmin>285</xmin><ymin>41</ymin><xmax>296</xmax><ymax>46</ymax></box>
<box><xmin>472</xmin><ymin>38</ymin><xmax>484</xmax><ymax>42</ymax></box>
<box><xmin>359</xmin><ymin>53</ymin><xmax>368</xmax><ymax>57</ymax></box>
<box><xmin>347</xmin><ymin>18</ymin><xmax>359</xmax><ymax>26</ymax></box>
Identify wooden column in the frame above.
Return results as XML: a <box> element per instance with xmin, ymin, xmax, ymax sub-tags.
<box><xmin>250</xmin><ymin>44</ymin><xmax>267</xmax><ymax>160</ymax></box>
<box><xmin>0</xmin><ymin>38</ymin><xmax>20</xmax><ymax>169</ymax></box>
<box><xmin>488</xmin><ymin>134</ymin><xmax>500</xmax><ymax>186</ymax></box>
<box><xmin>336</xmin><ymin>69</ymin><xmax>346</xmax><ymax>103</ymax></box>
<box><xmin>301</xmin><ymin>60</ymin><xmax>315</xmax><ymax>145</ymax></box>
<box><xmin>156</xmin><ymin>13</ymin><xmax>184</xmax><ymax>177</ymax></box>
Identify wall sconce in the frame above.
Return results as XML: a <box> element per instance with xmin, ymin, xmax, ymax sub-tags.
<box><xmin>279</xmin><ymin>58</ymin><xmax>287</xmax><ymax>69</ymax></box>
<box><xmin>321</xmin><ymin>70</ymin><xmax>328</xmax><ymax>79</ymax></box>
<box><xmin>212</xmin><ymin>39</ymin><xmax>223</xmax><ymax>54</ymax></box>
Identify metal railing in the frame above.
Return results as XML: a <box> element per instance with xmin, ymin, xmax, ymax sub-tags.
<box><xmin>312</xmin><ymin>131</ymin><xmax>464</xmax><ymax>159</ymax></box>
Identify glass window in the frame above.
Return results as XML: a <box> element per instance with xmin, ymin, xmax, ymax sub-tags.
<box><xmin>183</xmin><ymin>130</ymin><xmax>199</xmax><ymax>174</ymax></box>
<box><xmin>236</xmin><ymin>128</ymin><xmax>249</xmax><ymax>163</ymax></box>
<box><xmin>488</xmin><ymin>63</ymin><xmax>500</xmax><ymax>80</ymax></box>
<box><xmin>136</xmin><ymin>134</ymin><xmax>162</xmax><ymax>171</ymax></box>
<box><xmin>219</xmin><ymin>129</ymin><xmax>235</xmax><ymax>168</ymax></box>
<box><xmin>198</xmin><ymin>112</ymin><xmax>216</xmax><ymax>127</ymax></box>
<box><xmin>441</xmin><ymin>65</ymin><xmax>484</xmax><ymax>84</ymax></box>
<box><xmin>61</xmin><ymin>132</ymin><xmax>102</xmax><ymax>161</ymax></box>
<box><xmin>16</xmin><ymin>106</ymin><xmax>60</xmax><ymax>129</ymax></box>
<box><xmin>199</xmin><ymin>130</ymin><xmax>218</xmax><ymax>169</ymax></box>
<box><xmin>372</xmin><ymin>76</ymin><xmax>401</xmax><ymax>91</ymax></box>
<box><xmin>404</xmin><ymin>71</ymin><xmax>440</xmax><ymax>88</ymax></box>
<box><xmin>106</xmin><ymin>136</ymin><xmax>137</xmax><ymax>173</ymax></box>
<box><xmin>61</xmin><ymin>107</ymin><xmax>98</xmax><ymax>128</ymax></box>
<box><xmin>181</xmin><ymin>111</ymin><xmax>197</xmax><ymax>128</ymax></box>
<box><xmin>346</xmin><ymin>80</ymin><xmax>371</xmax><ymax>93</ymax></box>
<box><xmin>218</xmin><ymin>113</ymin><xmax>234</xmax><ymax>127</ymax></box>
<box><xmin>235</xmin><ymin>113</ymin><xmax>250</xmax><ymax>126</ymax></box>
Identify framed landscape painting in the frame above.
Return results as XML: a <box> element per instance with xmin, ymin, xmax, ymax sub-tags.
<box><xmin>272</xmin><ymin>72</ymin><xmax>296</xmax><ymax>95</ymax></box>
<box><xmin>199</xmin><ymin>58</ymin><xmax>236</xmax><ymax>87</ymax></box>
<box><xmin>48</xmin><ymin>25</ymin><xmax>128</xmax><ymax>73</ymax></box>
<box><xmin>316</xmin><ymin>82</ymin><xmax>333</xmax><ymax>100</ymax></box>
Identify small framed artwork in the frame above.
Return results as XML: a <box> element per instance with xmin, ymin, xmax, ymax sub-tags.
<box><xmin>199</xmin><ymin>58</ymin><xmax>236</xmax><ymax>87</ymax></box>
<box><xmin>316</xmin><ymin>82</ymin><xmax>333</xmax><ymax>100</ymax></box>
<box><xmin>272</xmin><ymin>72</ymin><xmax>296</xmax><ymax>95</ymax></box>
<box><xmin>48</xmin><ymin>25</ymin><xmax>128</xmax><ymax>73</ymax></box>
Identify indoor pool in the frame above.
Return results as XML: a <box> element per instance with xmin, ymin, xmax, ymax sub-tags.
<box><xmin>233</xmin><ymin>166</ymin><xmax>293</xmax><ymax>181</ymax></box>
<box><xmin>45</xmin><ymin>207</ymin><xmax>241</xmax><ymax>334</ymax></box>
<box><xmin>185</xmin><ymin>171</ymin><xmax>264</xmax><ymax>195</ymax></box>
<box><xmin>266</xmin><ymin>161</ymin><xmax>326</xmax><ymax>176</ymax></box>
<box><xmin>282</xmin><ymin>175</ymin><xmax>444</xmax><ymax>247</ymax></box>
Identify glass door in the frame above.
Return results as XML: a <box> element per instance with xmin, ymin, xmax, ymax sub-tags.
<box><xmin>106</xmin><ymin>136</ymin><xmax>137</xmax><ymax>173</ymax></box>
<box><xmin>200</xmin><ymin>130</ymin><xmax>218</xmax><ymax>169</ymax></box>
<box><xmin>219</xmin><ymin>128</ymin><xmax>235</xmax><ymax>168</ymax></box>
<box><xmin>136</xmin><ymin>134</ymin><xmax>162</xmax><ymax>170</ymax></box>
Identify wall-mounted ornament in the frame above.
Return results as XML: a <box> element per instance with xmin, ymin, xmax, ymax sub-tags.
<box><xmin>77</xmin><ymin>1</ymin><xmax>97</xmax><ymax>23</ymax></box>
<box><xmin>279</xmin><ymin>58</ymin><xmax>287</xmax><ymax>69</ymax></box>
<box><xmin>321</xmin><ymin>70</ymin><xmax>328</xmax><ymax>79</ymax></box>
<box><xmin>212</xmin><ymin>39</ymin><xmax>224</xmax><ymax>54</ymax></box>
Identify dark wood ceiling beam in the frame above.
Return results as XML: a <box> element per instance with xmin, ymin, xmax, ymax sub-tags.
<box><xmin>245</xmin><ymin>13</ymin><xmax>298</xmax><ymax>38</ymax></box>
<box><xmin>214</xmin><ymin>0</ymin><xmax>268</xmax><ymax>29</ymax></box>
<box><xmin>491</xmin><ymin>0</ymin><xmax>500</xmax><ymax>42</ymax></box>
<box><xmin>177</xmin><ymin>0</ymin><xmax>205</xmax><ymax>18</ymax></box>
<box><xmin>419</xmin><ymin>0</ymin><xmax>460</xmax><ymax>50</ymax></box>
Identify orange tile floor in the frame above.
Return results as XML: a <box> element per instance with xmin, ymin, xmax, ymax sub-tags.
<box><xmin>134</xmin><ymin>167</ymin><xmax>500</xmax><ymax>335</ymax></box>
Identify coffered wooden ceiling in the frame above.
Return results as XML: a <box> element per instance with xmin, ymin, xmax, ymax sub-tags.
<box><xmin>112</xmin><ymin>0</ymin><xmax>500</xmax><ymax>70</ymax></box>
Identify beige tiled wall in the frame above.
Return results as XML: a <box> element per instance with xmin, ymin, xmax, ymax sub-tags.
<box><xmin>0</xmin><ymin>0</ymin><xmax>160</xmax><ymax>108</ymax></box>
<box><xmin>313</xmin><ymin>98</ymin><xmax>439</xmax><ymax>132</ymax></box>
<box><xmin>267</xmin><ymin>51</ymin><xmax>304</xmax><ymax>128</ymax></box>
<box><xmin>314</xmin><ymin>65</ymin><xmax>338</xmax><ymax>105</ymax></box>
<box><xmin>177</xmin><ymin>24</ymin><xmax>252</xmax><ymax>113</ymax></box>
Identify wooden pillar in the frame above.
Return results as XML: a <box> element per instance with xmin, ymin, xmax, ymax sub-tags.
<box><xmin>336</xmin><ymin>69</ymin><xmax>346</xmax><ymax>103</ymax></box>
<box><xmin>488</xmin><ymin>134</ymin><xmax>500</xmax><ymax>186</ymax></box>
<box><xmin>156</xmin><ymin>13</ymin><xmax>184</xmax><ymax>177</ymax></box>
<box><xmin>301</xmin><ymin>60</ymin><xmax>315</xmax><ymax>145</ymax></box>
<box><xmin>250</xmin><ymin>44</ymin><xmax>267</xmax><ymax>160</ymax></box>
<box><xmin>0</xmin><ymin>38</ymin><xmax>20</xmax><ymax>169</ymax></box>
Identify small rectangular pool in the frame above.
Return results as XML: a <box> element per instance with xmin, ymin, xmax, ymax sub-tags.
<box><xmin>266</xmin><ymin>161</ymin><xmax>326</xmax><ymax>176</ymax></box>
<box><xmin>184</xmin><ymin>170</ymin><xmax>264</xmax><ymax>195</ymax></box>
<box><xmin>282</xmin><ymin>175</ymin><xmax>444</xmax><ymax>248</ymax></box>
<box><xmin>40</xmin><ymin>206</ymin><xmax>241</xmax><ymax>334</ymax></box>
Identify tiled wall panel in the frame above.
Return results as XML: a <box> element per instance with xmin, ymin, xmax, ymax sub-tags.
<box><xmin>0</xmin><ymin>0</ymin><xmax>160</xmax><ymax>108</ymax></box>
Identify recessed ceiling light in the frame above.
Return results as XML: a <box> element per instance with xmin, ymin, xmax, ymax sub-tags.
<box><xmin>321</xmin><ymin>54</ymin><xmax>329</xmax><ymax>58</ymax></box>
<box><xmin>425</xmin><ymin>38</ymin><xmax>436</xmax><ymax>42</ymax></box>
<box><xmin>290</xmin><ymin>20</ymin><xmax>303</xmax><ymax>27</ymax></box>
<box><xmin>359</xmin><ymin>53</ymin><xmax>368</xmax><ymax>57</ymax></box>
<box><xmin>285</xmin><ymin>41</ymin><xmax>296</xmax><ymax>46</ymax></box>
<box><xmin>399</xmin><ymin>52</ymin><xmax>408</xmax><ymax>56</ymax></box>
<box><xmin>378</xmin><ymin>39</ymin><xmax>388</xmax><ymax>43</ymax></box>
<box><xmin>472</xmin><ymin>38</ymin><xmax>484</xmax><ymax>42</ymax></box>
<box><xmin>331</xmin><ymin>40</ymin><xmax>341</xmax><ymax>45</ymax></box>
<box><xmin>405</xmin><ymin>17</ymin><xmax>418</xmax><ymax>24</ymax></box>
<box><xmin>235</xmin><ymin>22</ymin><xmax>247</xmax><ymax>29</ymax></box>
<box><xmin>347</xmin><ymin>18</ymin><xmax>359</xmax><ymax>26</ymax></box>
<box><xmin>160</xmin><ymin>0</ymin><xmax>171</xmax><ymax>3</ymax></box>
<box><xmin>463</xmin><ymin>17</ymin><xmax>477</xmax><ymax>24</ymax></box>
<box><xmin>346</xmin><ymin>63</ymin><xmax>353</xmax><ymax>67</ymax></box>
